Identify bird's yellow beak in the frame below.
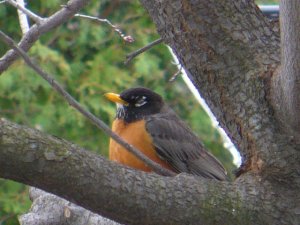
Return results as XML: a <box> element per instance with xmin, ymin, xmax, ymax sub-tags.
<box><xmin>104</xmin><ymin>93</ymin><xmax>129</xmax><ymax>106</ymax></box>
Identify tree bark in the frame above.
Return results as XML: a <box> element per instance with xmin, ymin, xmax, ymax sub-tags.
<box><xmin>138</xmin><ymin>0</ymin><xmax>298</xmax><ymax>178</ymax></box>
<box><xmin>272</xmin><ymin>0</ymin><xmax>300</xmax><ymax>136</ymax></box>
<box><xmin>19</xmin><ymin>187</ymin><xmax>120</xmax><ymax>225</ymax></box>
<box><xmin>0</xmin><ymin>119</ymin><xmax>297</xmax><ymax>225</ymax></box>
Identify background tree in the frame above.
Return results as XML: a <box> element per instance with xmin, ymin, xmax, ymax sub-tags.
<box><xmin>1</xmin><ymin>0</ymin><xmax>298</xmax><ymax>225</ymax></box>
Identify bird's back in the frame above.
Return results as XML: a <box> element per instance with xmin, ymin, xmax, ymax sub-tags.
<box><xmin>145</xmin><ymin>106</ymin><xmax>227</xmax><ymax>180</ymax></box>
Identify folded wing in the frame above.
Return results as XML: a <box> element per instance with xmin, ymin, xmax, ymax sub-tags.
<box><xmin>145</xmin><ymin>111</ymin><xmax>227</xmax><ymax>180</ymax></box>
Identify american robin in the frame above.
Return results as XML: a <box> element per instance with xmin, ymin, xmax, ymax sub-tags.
<box><xmin>105</xmin><ymin>87</ymin><xmax>227</xmax><ymax>180</ymax></box>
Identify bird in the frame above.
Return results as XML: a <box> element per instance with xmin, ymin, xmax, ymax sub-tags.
<box><xmin>105</xmin><ymin>87</ymin><xmax>227</xmax><ymax>180</ymax></box>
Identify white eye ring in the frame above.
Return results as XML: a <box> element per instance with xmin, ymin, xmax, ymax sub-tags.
<box><xmin>135</xmin><ymin>97</ymin><xmax>147</xmax><ymax>107</ymax></box>
<box><xmin>135</xmin><ymin>101</ymin><xmax>147</xmax><ymax>107</ymax></box>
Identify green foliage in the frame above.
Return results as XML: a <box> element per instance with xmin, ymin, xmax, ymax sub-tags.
<box><xmin>0</xmin><ymin>179</ymin><xmax>30</xmax><ymax>225</ymax></box>
<box><xmin>0</xmin><ymin>0</ymin><xmax>241</xmax><ymax>222</ymax></box>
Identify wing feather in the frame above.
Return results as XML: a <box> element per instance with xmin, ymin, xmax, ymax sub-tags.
<box><xmin>145</xmin><ymin>111</ymin><xmax>227</xmax><ymax>180</ymax></box>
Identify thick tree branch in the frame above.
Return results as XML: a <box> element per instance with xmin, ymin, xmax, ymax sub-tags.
<box><xmin>0</xmin><ymin>0</ymin><xmax>90</xmax><ymax>74</ymax></box>
<box><xmin>272</xmin><ymin>1</ymin><xmax>300</xmax><ymax>136</ymax></box>
<box><xmin>20</xmin><ymin>188</ymin><xmax>120</xmax><ymax>225</ymax></box>
<box><xmin>138</xmin><ymin>0</ymin><xmax>287</xmax><ymax>176</ymax></box>
<box><xmin>0</xmin><ymin>30</ymin><xmax>174</xmax><ymax>177</ymax></box>
<box><xmin>0</xmin><ymin>119</ymin><xmax>285</xmax><ymax>225</ymax></box>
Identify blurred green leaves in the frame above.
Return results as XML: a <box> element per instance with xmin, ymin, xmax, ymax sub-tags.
<box><xmin>0</xmin><ymin>179</ymin><xmax>30</xmax><ymax>225</ymax></box>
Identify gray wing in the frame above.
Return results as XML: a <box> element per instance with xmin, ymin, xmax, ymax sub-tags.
<box><xmin>145</xmin><ymin>112</ymin><xmax>227</xmax><ymax>180</ymax></box>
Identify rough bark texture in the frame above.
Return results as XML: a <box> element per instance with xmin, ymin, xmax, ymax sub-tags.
<box><xmin>272</xmin><ymin>0</ymin><xmax>300</xmax><ymax>136</ymax></box>
<box><xmin>0</xmin><ymin>119</ymin><xmax>297</xmax><ymax>225</ymax></box>
<box><xmin>0</xmin><ymin>0</ymin><xmax>300</xmax><ymax>225</ymax></box>
<box><xmin>137</xmin><ymin>0</ymin><xmax>300</xmax><ymax>223</ymax></box>
<box><xmin>19</xmin><ymin>188</ymin><xmax>120</xmax><ymax>225</ymax></box>
<box><xmin>139</xmin><ymin>0</ymin><xmax>283</xmax><ymax>176</ymax></box>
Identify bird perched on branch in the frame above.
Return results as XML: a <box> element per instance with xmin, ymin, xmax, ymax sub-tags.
<box><xmin>105</xmin><ymin>87</ymin><xmax>227</xmax><ymax>180</ymax></box>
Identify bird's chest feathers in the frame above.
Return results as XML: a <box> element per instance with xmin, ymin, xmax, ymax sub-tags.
<box><xmin>111</xmin><ymin>119</ymin><xmax>151</xmax><ymax>142</ymax></box>
<box><xmin>109</xmin><ymin>119</ymin><xmax>171</xmax><ymax>172</ymax></box>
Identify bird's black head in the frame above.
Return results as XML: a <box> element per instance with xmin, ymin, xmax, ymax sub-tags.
<box><xmin>105</xmin><ymin>87</ymin><xmax>164</xmax><ymax>123</ymax></box>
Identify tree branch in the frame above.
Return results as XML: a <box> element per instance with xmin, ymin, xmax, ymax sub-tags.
<box><xmin>0</xmin><ymin>0</ymin><xmax>90</xmax><ymax>74</ymax></box>
<box><xmin>74</xmin><ymin>14</ymin><xmax>134</xmax><ymax>43</ymax></box>
<box><xmin>271</xmin><ymin>1</ymin><xmax>300</xmax><ymax>136</ymax></box>
<box><xmin>6</xmin><ymin>0</ymin><xmax>43</xmax><ymax>24</ymax></box>
<box><xmin>124</xmin><ymin>38</ymin><xmax>163</xmax><ymax>64</ymax></box>
<box><xmin>19</xmin><ymin>187</ymin><xmax>120</xmax><ymax>225</ymax></box>
<box><xmin>0</xmin><ymin>119</ymin><xmax>278</xmax><ymax>225</ymax></box>
<box><xmin>0</xmin><ymin>30</ymin><xmax>174</xmax><ymax>177</ymax></box>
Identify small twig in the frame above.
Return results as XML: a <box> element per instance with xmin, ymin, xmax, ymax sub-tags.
<box><xmin>16</xmin><ymin>0</ymin><xmax>30</xmax><ymax>34</ymax></box>
<box><xmin>0</xmin><ymin>0</ymin><xmax>90</xmax><ymax>74</ymax></box>
<box><xmin>0</xmin><ymin>30</ymin><xmax>175</xmax><ymax>177</ymax></box>
<box><xmin>5</xmin><ymin>0</ymin><xmax>43</xmax><ymax>24</ymax></box>
<box><xmin>169</xmin><ymin>66</ymin><xmax>183</xmax><ymax>82</ymax></box>
<box><xmin>124</xmin><ymin>38</ymin><xmax>163</xmax><ymax>65</ymax></box>
<box><xmin>74</xmin><ymin>14</ymin><xmax>134</xmax><ymax>43</ymax></box>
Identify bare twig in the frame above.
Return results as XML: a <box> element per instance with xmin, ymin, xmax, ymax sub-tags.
<box><xmin>16</xmin><ymin>0</ymin><xmax>30</xmax><ymax>33</ymax></box>
<box><xmin>5</xmin><ymin>0</ymin><xmax>43</xmax><ymax>24</ymax></box>
<box><xmin>75</xmin><ymin>14</ymin><xmax>134</xmax><ymax>43</ymax></box>
<box><xmin>0</xmin><ymin>30</ymin><xmax>175</xmax><ymax>177</ymax></box>
<box><xmin>169</xmin><ymin>66</ymin><xmax>182</xmax><ymax>82</ymax></box>
<box><xmin>124</xmin><ymin>38</ymin><xmax>163</xmax><ymax>65</ymax></box>
<box><xmin>0</xmin><ymin>0</ymin><xmax>90</xmax><ymax>74</ymax></box>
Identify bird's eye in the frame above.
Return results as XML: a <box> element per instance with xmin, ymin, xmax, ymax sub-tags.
<box><xmin>135</xmin><ymin>96</ymin><xmax>147</xmax><ymax>107</ymax></box>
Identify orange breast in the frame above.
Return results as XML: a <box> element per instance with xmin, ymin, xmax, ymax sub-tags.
<box><xmin>109</xmin><ymin>119</ymin><xmax>173</xmax><ymax>172</ymax></box>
